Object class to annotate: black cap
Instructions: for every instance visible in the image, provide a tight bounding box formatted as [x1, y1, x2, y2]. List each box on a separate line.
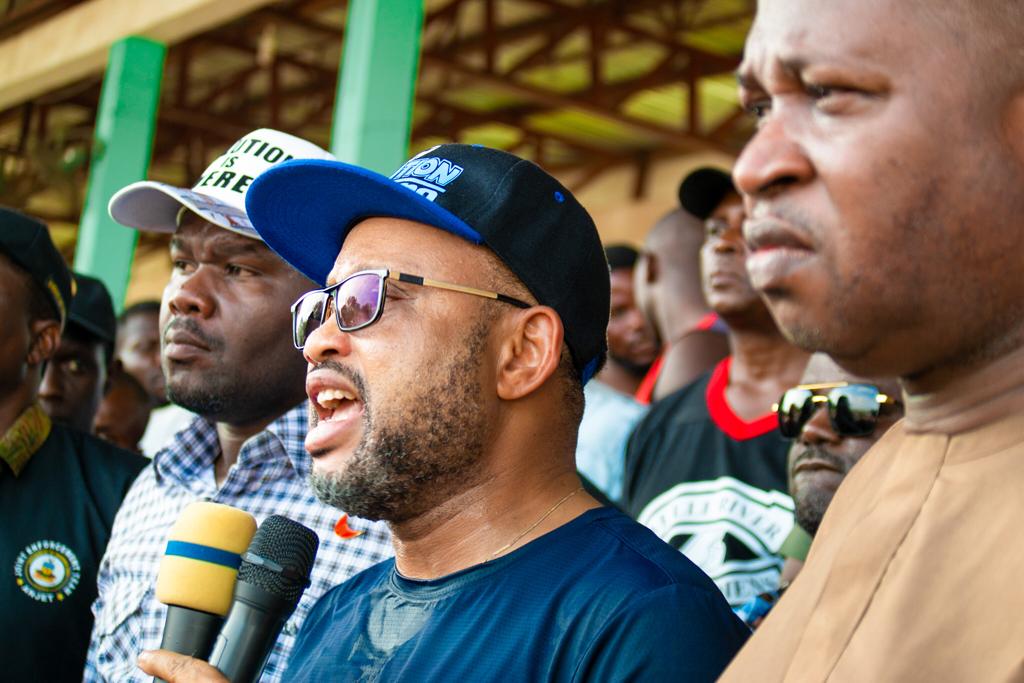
[678, 167, 737, 220]
[605, 244, 639, 271]
[67, 273, 117, 346]
[245, 144, 611, 383]
[0, 206, 73, 327]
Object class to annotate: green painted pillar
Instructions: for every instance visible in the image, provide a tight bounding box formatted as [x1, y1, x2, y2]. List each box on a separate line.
[331, 0, 423, 174]
[75, 36, 165, 311]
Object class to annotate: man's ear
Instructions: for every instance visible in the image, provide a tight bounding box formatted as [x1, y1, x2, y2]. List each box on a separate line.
[645, 253, 659, 284]
[494, 307, 563, 401]
[27, 320, 61, 368]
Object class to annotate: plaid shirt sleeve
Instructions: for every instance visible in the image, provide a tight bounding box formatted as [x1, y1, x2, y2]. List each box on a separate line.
[84, 405, 393, 682]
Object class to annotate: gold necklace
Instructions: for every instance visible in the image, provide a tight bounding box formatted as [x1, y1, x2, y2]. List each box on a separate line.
[490, 486, 584, 559]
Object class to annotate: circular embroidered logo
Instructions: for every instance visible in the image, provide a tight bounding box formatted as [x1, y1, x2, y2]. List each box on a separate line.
[13, 540, 81, 603]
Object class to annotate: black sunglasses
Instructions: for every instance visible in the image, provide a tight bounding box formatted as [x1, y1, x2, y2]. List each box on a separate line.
[291, 269, 531, 349]
[773, 382, 899, 439]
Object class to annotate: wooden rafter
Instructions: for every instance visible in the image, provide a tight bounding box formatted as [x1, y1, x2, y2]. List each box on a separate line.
[0, 0, 83, 41]
[0, 0, 753, 222]
[420, 52, 723, 154]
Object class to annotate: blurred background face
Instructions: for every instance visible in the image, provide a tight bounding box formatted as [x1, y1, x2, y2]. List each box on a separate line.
[93, 369, 150, 452]
[631, 252, 656, 337]
[117, 311, 164, 405]
[39, 329, 107, 433]
[700, 193, 761, 316]
[607, 267, 658, 376]
[787, 353, 903, 536]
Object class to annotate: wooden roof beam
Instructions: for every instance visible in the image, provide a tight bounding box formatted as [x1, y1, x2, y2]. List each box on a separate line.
[414, 96, 626, 159]
[0, 0, 82, 41]
[420, 52, 724, 154]
[0, 0, 282, 112]
[431, 0, 737, 75]
[257, 6, 340, 39]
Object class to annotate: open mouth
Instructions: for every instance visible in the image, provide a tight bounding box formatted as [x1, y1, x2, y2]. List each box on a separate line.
[306, 375, 365, 455]
[313, 388, 361, 423]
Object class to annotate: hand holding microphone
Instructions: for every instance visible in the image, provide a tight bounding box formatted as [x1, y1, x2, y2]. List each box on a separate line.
[145, 508, 319, 683]
[138, 651, 228, 683]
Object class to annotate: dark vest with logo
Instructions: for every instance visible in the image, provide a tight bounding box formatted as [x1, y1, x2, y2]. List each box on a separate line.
[0, 423, 145, 682]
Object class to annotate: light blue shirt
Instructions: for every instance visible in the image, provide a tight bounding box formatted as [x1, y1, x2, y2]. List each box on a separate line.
[576, 380, 648, 501]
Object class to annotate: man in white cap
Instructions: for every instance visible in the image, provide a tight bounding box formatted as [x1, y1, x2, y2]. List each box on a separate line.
[84, 129, 392, 682]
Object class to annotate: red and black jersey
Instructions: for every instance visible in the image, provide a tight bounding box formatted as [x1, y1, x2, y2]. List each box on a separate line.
[622, 357, 795, 608]
[634, 312, 726, 405]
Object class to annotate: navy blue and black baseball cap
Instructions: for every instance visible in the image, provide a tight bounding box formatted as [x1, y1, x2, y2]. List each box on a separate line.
[0, 206, 74, 328]
[678, 167, 737, 220]
[245, 143, 610, 383]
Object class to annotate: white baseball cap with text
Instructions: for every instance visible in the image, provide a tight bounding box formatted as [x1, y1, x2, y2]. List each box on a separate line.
[108, 128, 334, 240]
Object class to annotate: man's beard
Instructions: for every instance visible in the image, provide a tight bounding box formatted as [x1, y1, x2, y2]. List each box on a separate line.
[309, 321, 491, 523]
[794, 485, 832, 538]
[607, 351, 653, 379]
[167, 376, 225, 416]
[164, 316, 304, 424]
[791, 444, 850, 537]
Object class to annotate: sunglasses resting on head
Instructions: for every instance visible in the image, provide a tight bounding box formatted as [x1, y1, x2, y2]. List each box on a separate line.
[773, 382, 901, 439]
[291, 269, 531, 349]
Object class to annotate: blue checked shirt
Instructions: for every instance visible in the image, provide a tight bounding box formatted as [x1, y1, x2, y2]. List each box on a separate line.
[83, 403, 392, 682]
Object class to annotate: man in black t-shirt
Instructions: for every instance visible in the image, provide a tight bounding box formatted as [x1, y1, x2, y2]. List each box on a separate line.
[623, 168, 808, 608]
[0, 208, 145, 683]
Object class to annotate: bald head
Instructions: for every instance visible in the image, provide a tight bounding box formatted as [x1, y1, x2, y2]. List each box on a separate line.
[645, 209, 705, 265]
[644, 208, 706, 301]
[634, 209, 707, 330]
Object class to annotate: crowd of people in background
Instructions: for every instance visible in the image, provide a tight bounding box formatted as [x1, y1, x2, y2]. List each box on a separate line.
[3, 0, 1024, 680]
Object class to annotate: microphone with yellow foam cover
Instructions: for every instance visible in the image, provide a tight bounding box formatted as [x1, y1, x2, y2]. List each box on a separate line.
[155, 502, 256, 673]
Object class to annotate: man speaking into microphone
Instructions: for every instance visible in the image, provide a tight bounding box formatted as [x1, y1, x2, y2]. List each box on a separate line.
[86, 130, 392, 683]
[140, 145, 748, 682]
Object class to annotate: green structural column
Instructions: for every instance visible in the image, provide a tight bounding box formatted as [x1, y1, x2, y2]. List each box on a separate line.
[331, 0, 424, 174]
[75, 36, 165, 311]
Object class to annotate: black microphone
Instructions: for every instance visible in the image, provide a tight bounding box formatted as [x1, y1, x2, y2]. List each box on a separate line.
[208, 515, 320, 683]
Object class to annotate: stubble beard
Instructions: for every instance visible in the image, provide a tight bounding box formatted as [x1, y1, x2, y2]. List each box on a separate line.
[607, 351, 653, 379]
[790, 444, 851, 538]
[309, 321, 491, 523]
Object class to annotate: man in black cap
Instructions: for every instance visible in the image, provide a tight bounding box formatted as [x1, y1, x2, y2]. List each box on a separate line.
[0, 207, 146, 682]
[140, 145, 749, 682]
[40, 273, 117, 434]
[621, 167, 808, 610]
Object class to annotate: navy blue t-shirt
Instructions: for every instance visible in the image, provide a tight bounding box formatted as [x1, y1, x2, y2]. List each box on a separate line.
[286, 507, 749, 681]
